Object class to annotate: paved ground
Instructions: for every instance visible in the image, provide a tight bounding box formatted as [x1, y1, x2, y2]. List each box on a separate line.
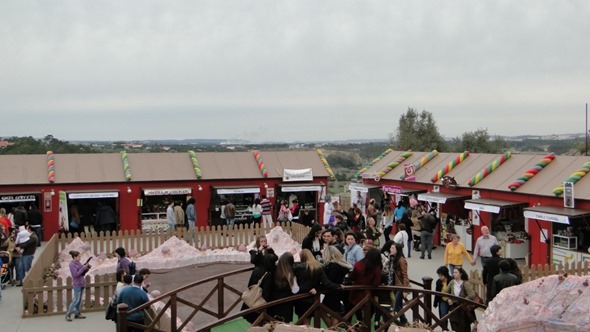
[1, 240, 489, 332]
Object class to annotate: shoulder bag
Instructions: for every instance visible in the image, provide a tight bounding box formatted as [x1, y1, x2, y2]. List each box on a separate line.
[241, 272, 268, 308]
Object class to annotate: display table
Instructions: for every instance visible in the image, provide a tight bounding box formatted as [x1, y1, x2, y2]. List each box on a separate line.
[553, 235, 577, 250]
[504, 240, 529, 259]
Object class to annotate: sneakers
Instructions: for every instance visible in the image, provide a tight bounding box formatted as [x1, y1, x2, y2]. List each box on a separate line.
[420, 256, 425, 259]
[75, 315, 86, 319]
[65, 315, 72, 322]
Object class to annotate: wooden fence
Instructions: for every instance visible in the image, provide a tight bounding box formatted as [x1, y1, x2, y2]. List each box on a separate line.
[21, 222, 308, 318]
[469, 260, 590, 301]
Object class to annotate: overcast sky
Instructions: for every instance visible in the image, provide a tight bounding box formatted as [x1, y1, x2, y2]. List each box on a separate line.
[1, 1, 589, 143]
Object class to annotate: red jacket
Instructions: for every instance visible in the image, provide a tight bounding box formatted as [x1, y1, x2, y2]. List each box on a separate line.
[348, 259, 382, 303]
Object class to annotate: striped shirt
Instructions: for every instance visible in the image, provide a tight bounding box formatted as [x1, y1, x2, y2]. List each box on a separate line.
[261, 199, 272, 215]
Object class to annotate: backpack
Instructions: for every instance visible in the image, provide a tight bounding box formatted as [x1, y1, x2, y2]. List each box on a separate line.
[128, 261, 137, 276]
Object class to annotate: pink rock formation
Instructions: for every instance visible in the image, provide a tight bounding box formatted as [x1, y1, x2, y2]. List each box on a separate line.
[479, 274, 590, 332]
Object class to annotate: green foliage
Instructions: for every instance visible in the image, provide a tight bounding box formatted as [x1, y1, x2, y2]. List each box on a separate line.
[392, 108, 447, 151]
[0, 135, 97, 154]
[455, 128, 508, 153]
[326, 152, 359, 169]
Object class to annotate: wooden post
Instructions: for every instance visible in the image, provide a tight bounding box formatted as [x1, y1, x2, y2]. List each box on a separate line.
[118, 303, 129, 332]
[422, 276, 433, 325]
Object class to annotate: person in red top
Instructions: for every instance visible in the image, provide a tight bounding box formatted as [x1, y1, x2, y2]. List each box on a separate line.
[347, 247, 382, 321]
[0, 208, 11, 233]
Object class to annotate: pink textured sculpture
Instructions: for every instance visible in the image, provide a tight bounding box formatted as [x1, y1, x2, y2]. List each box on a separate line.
[479, 274, 590, 331]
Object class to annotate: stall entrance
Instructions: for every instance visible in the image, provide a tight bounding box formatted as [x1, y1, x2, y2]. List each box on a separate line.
[277, 184, 322, 224]
[141, 188, 193, 232]
[210, 186, 261, 227]
[417, 192, 470, 248]
[65, 191, 120, 233]
[464, 198, 529, 260]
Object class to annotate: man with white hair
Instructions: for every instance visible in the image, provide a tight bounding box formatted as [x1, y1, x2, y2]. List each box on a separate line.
[472, 226, 499, 267]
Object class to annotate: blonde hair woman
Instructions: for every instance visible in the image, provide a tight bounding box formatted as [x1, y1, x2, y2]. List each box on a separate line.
[322, 246, 352, 327]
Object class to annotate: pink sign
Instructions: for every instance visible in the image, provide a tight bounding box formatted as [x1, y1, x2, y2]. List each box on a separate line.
[382, 185, 402, 194]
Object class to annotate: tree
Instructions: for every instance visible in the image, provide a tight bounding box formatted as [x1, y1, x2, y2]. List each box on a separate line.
[456, 128, 508, 153]
[391, 108, 447, 151]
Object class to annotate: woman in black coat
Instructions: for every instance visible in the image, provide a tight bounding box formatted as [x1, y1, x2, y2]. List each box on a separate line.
[243, 235, 277, 323]
[301, 224, 323, 260]
[322, 245, 352, 327]
[293, 249, 341, 326]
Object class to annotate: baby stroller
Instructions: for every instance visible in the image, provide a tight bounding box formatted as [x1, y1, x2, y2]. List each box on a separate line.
[0, 251, 11, 289]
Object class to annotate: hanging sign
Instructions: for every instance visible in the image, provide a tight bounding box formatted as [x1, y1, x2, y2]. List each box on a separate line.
[283, 168, 313, 182]
[382, 185, 403, 194]
[564, 182, 574, 208]
[403, 164, 416, 181]
[0, 194, 36, 203]
[143, 188, 192, 196]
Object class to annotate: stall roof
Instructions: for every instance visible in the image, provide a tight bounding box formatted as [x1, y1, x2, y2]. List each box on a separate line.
[524, 205, 590, 224]
[464, 198, 528, 214]
[0, 154, 56, 185]
[417, 192, 470, 204]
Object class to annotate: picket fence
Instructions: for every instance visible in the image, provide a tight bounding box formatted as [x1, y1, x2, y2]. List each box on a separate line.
[21, 222, 307, 318]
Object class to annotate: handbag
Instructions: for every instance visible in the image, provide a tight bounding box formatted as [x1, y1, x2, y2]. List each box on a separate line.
[105, 296, 117, 321]
[463, 288, 483, 312]
[241, 272, 268, 308]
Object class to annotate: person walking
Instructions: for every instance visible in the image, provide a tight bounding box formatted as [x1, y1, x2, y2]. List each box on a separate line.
[173, 201, 185, 230]
[383, 242, 410, 327]
[419, 211, 436, 259]
[444, 234, 473, 275]
[381, 205, 395, 242]
[472, 226, 499, 268]
[95, 202, 117, 233]
[165, 201, 176, 231]
[433, 265, 452, 330]
[260, 195, 273, 228]
[251, 198, 263, 225]
[444, 267, 477, 332]
[185, 198, 196, 233]
[16, 225, 38, 285]
[65, 250, 90, 321]
[224, 199, 236, 230]
[490, 259, 521, 301]
[482, 244, 502, 304]
[323, 195, 333, 226]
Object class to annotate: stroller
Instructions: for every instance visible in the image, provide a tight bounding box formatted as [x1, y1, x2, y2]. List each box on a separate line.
[0, 250, 12, 289]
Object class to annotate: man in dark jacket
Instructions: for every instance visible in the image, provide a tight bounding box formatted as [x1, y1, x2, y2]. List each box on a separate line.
[28, 204, 43, 246]
[419, 211, 436, 259]
[13, 205, 28, 227]
[482, 244, 502, 304]
[490, 259, 520, 301]
[95, 202, 117, 233]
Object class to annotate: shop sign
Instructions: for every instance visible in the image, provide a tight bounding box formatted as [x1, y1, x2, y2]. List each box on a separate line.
[417, 193, 447, 204]
[283, 169, 313, 182]
[403, 164, 416, 181]
[217, 187, 260, 195]
[281, 186, 322, 192]
[524, 210, 569, 225]
[382, 185, 402, 194]
[464, 202, 500, 214]
[349, 184, 372, 193]
[266, 188, 275, 198]
[361, 172, 381, 181]
[143, 188, 191, 196]
[0, 194, 36, 203]
[68, 192, 119, 199]
[564, 182, 574, 208]
[43, 192, 52, 212]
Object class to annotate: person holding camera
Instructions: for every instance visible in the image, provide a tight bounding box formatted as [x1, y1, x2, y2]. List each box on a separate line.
[66, 250, 91, 321]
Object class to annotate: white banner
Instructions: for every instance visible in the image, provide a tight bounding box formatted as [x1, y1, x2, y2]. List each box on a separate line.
[0, 194, 36, 203]
[59, 191, 69, 231]
[524, 210, 570, 225]
[217, 187, 260, 195]
[68, 192, 119, 199]
[417, 193, 447, 204]
[143, 188, 192, 196]
[464, 202, 501, 214]
[283, 168, 313, 182]
[281, 186, 322, 192]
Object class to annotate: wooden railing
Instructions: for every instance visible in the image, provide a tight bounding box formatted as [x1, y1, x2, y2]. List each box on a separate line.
[21, 222, 308, 318]
[116, 266, 485, 332]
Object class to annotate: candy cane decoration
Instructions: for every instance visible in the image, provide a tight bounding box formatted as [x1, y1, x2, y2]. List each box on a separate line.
[508, 153, 555, 191]
[468, 151, 512, 187]
[120, 151, 132, 181]
[431, 151, 470, 183]
[47, 151, 55, 183]
[376, 151, 413, 178]
[399, 150, 439, 179]
[316, 149, 335, 180]
[355, 148, 393, 178]
[188, 150, 202, 179]
[552, 160, 590, 196]
[253, 150, 269, 178]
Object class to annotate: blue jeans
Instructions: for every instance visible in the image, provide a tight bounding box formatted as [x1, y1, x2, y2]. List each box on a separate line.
[66, 286, 84, 317]
[226, 218, 235, 229]
[17, 255, 34, 281]
[438, 300, 450, 330]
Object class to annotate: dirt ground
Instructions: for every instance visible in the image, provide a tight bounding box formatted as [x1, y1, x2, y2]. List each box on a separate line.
[147, 262, 253, 329]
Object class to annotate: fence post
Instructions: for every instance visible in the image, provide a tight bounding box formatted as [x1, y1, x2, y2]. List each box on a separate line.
[422, 276, 433, 326]
[118, 303, 129, 332]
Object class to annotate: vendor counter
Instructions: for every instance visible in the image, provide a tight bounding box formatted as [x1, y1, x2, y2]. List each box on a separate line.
[495, 231, 529, 260]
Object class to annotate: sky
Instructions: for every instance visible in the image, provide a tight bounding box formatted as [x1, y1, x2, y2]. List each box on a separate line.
[1, 1, 590, 143]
